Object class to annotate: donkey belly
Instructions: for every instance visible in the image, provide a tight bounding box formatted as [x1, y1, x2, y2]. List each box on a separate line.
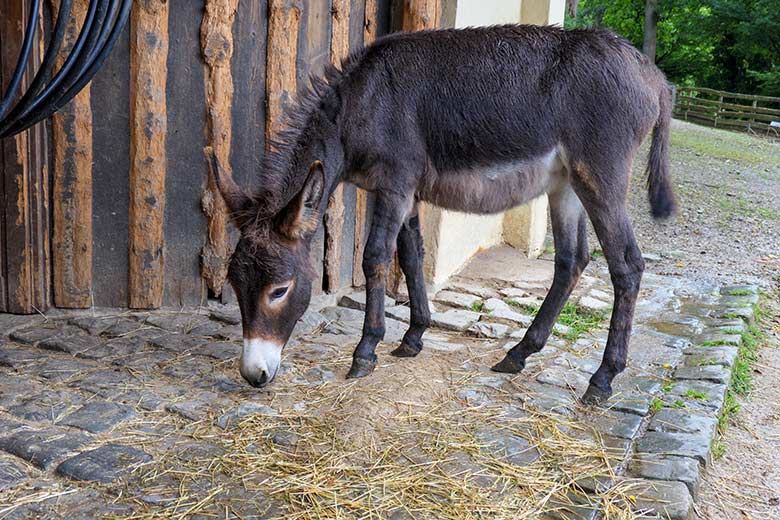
[418, 148, 565, 214]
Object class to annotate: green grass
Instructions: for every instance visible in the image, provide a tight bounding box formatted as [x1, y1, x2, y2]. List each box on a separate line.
[685, 388, 710, 400]
[591, 249, 604, 259]
[470, 300, 485, 313]
[700, 339, 734, 347]
[650, 398, 664, 413]
[720, 328, 743, 335]
[502, 301, 608, 341]
[697, 359, 720, 367]
[715, 192, 780, 222]
[661, 381, 675, 393]
[727, 289, 754, 296]
[672, 400, 686, 409]
[711, 439, 726, 460]
[555, 303, 609, 341]
[670, 124, 780, 164]
[712, 298, 767, 459]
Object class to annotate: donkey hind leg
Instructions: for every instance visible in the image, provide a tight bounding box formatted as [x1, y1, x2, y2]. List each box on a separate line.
[390, 208, 431, 358]
[580, 200, 644, 404]
[347, 194, 409, 379]
[493, 182, 589, 373]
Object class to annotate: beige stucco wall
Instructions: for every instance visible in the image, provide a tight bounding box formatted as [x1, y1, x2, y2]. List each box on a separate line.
[422, 0, 565, 286]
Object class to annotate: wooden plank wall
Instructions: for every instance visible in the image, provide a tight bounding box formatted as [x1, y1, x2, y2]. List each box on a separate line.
[128, 0, 169, 309]
[34, 0, 404, 311]
[0, 0, 50, 314]
[52, 0, 92, 308]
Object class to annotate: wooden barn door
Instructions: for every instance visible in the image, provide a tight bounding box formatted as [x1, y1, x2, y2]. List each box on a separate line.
[0, 0, 50, 314]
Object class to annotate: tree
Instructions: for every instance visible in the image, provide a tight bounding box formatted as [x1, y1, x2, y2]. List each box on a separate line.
[643, 0, 659, 61]
[568, 0, 780, 96]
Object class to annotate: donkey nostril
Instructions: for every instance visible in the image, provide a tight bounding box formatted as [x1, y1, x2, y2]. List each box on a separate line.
[247, 370, 269, 388]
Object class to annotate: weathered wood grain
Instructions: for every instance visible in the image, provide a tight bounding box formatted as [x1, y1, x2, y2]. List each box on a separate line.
[0, 0, 50, 313]
[128, 0, 169, 309]
[52, 0, 93, 308]
[402, 0, 439, 31]
[200, 0, 238, 299]
[266, 0, 302, 146]
[352, 0, 379, 287]
[323, 0, 350, 292]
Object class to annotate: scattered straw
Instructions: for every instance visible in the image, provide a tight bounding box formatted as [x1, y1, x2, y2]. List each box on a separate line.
[113, 366, 644, 520]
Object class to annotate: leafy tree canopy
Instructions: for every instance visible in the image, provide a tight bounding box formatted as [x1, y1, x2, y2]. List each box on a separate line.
[567, 0, 780, 96]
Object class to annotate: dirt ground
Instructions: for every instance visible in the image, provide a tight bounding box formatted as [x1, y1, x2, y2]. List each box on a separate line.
[626, 120, 780, 520]
[627, 120, 780, 291]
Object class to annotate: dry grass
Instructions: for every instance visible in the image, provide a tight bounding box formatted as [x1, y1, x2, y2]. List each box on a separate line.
[112, 374, 649, 520]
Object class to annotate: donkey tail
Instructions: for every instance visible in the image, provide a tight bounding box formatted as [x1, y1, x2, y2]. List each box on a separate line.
[646, 83, 676, 220]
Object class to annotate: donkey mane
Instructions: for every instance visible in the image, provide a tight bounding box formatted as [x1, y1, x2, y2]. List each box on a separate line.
[241, 48, 370, 232]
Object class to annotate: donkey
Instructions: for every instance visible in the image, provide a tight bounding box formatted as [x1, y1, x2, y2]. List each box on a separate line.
[207, 24, 675, 404]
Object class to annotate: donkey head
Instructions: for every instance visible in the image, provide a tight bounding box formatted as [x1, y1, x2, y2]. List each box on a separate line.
[205, 148, 325, 388]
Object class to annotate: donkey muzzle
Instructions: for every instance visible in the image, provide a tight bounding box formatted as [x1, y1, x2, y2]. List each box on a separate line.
[240, 338, 282, 388]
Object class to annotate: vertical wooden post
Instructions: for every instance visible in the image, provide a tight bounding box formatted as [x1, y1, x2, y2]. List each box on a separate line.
[52, 0, 93, 308]
[266, 0, 302, 145]
[323, 0, 350, 292]
[402, 0, 440, 31]
[200, 0, 238, 298]
[128, 0, 169, 309]
[380, 0, 441, 295]
[352, 0, 378, 287]
[0, 0, 49, 314]
[714, 94, 723, 128]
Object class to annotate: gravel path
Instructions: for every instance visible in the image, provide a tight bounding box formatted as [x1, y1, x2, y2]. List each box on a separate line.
[625, 120, 780, 519]
[627, 120, 780, 290]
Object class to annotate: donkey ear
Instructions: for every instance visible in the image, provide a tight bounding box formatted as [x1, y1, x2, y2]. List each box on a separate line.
[204, 147, 251, 225]
[277, 161, 325, 240]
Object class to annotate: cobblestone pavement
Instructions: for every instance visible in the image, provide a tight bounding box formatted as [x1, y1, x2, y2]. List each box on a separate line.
[0, 246, 759, 519]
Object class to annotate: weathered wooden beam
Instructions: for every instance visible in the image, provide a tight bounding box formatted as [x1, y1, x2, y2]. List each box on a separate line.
[128, 0, 169, 309]
[402, 0, 439, 31]
[0, 0, 50, 314]
[200, 0, 238, 299]
[352, 0, 378, 287]
[266, 0, 302, 145]
[323, 0, 350, 292]
[380, 0, 441, 295]
[52, 0, 93, 308]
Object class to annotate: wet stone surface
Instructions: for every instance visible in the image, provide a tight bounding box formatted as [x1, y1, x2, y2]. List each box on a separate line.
[0, 259, 750, 519]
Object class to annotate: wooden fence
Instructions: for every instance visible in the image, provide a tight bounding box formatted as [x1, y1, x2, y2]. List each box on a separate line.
[674, 86, 780, 137]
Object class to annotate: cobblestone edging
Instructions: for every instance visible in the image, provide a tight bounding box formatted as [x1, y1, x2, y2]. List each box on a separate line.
[0, 271, 762, 518]
[410, 279, 760, 520]
[623, 283, 760, 519]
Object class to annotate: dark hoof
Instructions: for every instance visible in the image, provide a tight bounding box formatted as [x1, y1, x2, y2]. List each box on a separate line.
[346, 356, 377, 379]
[390, 341, 422, 358]
[581, 383, 612, 406]
[491, 355, 525, 374]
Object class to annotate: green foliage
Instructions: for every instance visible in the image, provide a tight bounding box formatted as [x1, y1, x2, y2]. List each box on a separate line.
[470, 300, 485, 312]
[650, 397, 664, 412]
[714, 299, 766, 459]
[569, 0, 780, 96]
[685, 388, 710, 400]
[555, 303, 609, 341]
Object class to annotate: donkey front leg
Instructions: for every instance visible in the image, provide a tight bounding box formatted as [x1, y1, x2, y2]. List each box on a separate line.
[346, 194, 408, 379]
[390, 208, 431, 358]
[493, 183, 589, 373]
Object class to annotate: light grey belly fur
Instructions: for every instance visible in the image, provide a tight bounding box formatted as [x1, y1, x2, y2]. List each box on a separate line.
[417, 148, 566, 214]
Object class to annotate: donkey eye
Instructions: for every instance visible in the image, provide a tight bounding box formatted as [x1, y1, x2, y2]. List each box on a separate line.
[270, 286, 289, 300]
